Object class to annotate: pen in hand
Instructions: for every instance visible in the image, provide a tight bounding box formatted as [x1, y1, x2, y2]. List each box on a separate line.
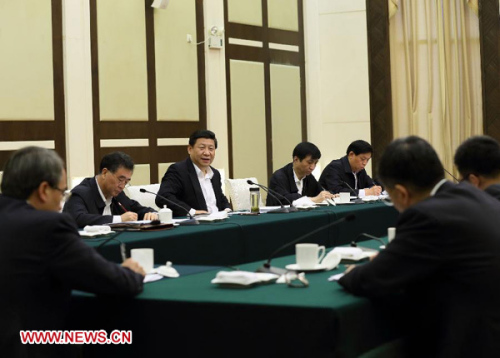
[117, 202, 128, 213]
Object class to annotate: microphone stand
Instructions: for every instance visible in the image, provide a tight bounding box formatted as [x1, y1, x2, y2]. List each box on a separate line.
[140, 188, 199, 226]
[351, 233, 386, 250]
[341, 180, 364, 204]
[95, 232, 127, 262]
[256, 214, 356, 275]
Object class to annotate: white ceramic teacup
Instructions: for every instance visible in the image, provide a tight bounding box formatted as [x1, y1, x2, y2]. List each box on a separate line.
[388, 227, 396, 242]
[296, 243, 326, 269]
[130, 248, 154, 273]
[158, 206, 173, 224]
[339, 192, 350, 203]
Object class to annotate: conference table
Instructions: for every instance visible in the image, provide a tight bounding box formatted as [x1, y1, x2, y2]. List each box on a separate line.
[69, 240, 407, 358]
[85, 202, 398, 266]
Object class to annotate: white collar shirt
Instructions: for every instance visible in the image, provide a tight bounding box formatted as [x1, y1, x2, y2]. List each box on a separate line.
[193, 163, 219, 214]
[293, 170, 304, 195]
[96, 176, 121, 223]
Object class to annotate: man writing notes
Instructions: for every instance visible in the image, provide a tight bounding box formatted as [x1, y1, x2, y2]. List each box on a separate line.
[338, 136, 500, 357]
[267, 142, 334, 206]
[454, 135, 500, 201]
[319, 140, 382, 196]
[64, 151, 157, 227]
[156, 130, 230, 217]
[0, 147, 145, 357]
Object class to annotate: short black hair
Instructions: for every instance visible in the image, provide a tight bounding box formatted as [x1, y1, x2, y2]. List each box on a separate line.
[1, 146, 64, 200]
[293, 142, 321, 161]
[378, 136, 444, 191]
[346, 140, 373, 155]
[454, 135, 500, 179]
[189, 130, 218, 149]
[99, 152, 134, 173]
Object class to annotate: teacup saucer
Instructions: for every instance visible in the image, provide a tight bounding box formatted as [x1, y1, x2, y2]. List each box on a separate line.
[285, 263, 328, 272]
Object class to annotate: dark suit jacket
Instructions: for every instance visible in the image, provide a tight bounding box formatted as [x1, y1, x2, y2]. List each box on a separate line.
[319, 155, 375, 194]
[266, 163, 322, 206]
[339, 182, 500, 357]
[63, 177, 155, 228]
[156, 157, 230, 217]
[0, 195, 143, 358]
[485, 183, 500, 201]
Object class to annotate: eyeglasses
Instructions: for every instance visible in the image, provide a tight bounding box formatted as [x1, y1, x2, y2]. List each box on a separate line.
[52, 187, 72, 203]
[111, 173, 132, 187]
[284, 271, 309, 288]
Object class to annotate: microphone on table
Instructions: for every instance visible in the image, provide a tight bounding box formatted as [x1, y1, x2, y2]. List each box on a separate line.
[139, 188, 199, 226]
[443, 168, 459, 183]
[246, 180, 298, 213]
[341, 181, 364, 204]
[256, 214, 356, 275]
[351, 232, 386, 250]
[95, 232, 127, 262]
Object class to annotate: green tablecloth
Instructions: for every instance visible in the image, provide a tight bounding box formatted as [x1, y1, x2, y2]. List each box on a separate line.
[84, 202, 398, 266]
[69, 239, 406, 358]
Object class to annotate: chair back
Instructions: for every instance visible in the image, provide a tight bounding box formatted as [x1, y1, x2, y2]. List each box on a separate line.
[125, 183, 161, 211]
[225, 177, 263, 211]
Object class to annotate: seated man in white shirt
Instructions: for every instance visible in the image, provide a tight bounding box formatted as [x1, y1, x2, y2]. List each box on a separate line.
[156, 130, 231, 217]
[63, 152, 158, 227]
[267, 142, 334, 206]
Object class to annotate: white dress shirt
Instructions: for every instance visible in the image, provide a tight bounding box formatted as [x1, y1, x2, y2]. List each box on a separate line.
[190, 163, 219, 216]
[96, 176, 121, 223]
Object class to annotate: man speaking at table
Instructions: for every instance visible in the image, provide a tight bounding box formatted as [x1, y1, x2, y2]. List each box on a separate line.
[267, 142, 334, 206]
[0, 147, 145, 357]
[64, 151, 158, 227]
[338, 136, 500, 357]
[156, 130, 230, 217]
[319, 140, 382, 196]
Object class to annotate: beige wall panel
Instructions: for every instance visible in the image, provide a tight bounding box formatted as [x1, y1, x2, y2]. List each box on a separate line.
[155, 0, 199, 121]
[230, 60, 267, 186]
[319, 0, 365, 13]
[270, 64, 302, 170]
[158, 162, 174, 183]
[227, 0, 262, 26]
[132, 164, 151, 186]
[0, 0, 54, 120]
[0, 140, 55, 151]
[319, 10, 369, 124]
[268, 0, 298, 31]
[97, 0, 148, 121]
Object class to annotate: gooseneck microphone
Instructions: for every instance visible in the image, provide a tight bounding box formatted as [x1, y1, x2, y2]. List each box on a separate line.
[246, 180, 298, 213]
[351, 233, 386, 250]
[139, 188, 199, 226]
[95, 232, 127, 262]
[443, 168, 459, 183]
[341, 181, 364, 204]
[256, 214, 356, 275]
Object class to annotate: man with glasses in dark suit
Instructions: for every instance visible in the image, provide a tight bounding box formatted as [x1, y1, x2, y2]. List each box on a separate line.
[0, 147, 145, 357]
[339, 136, 500, 358]
[64, 151, 157, 227]
[454, 135, 500, 201]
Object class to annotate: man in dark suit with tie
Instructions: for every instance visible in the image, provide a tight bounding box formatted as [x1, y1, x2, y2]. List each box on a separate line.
[319, 140, 382, 196]
[156, 130, 230, 217]
[267, 142, 334, 206]
[0, 147, 145, 357]
[454, 135, 500, 201]
[338, 136, 500, 358]
[64, 151, 157, 227]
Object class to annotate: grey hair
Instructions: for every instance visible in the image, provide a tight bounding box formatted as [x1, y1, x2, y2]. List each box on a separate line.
[1, 146, 64, 200]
